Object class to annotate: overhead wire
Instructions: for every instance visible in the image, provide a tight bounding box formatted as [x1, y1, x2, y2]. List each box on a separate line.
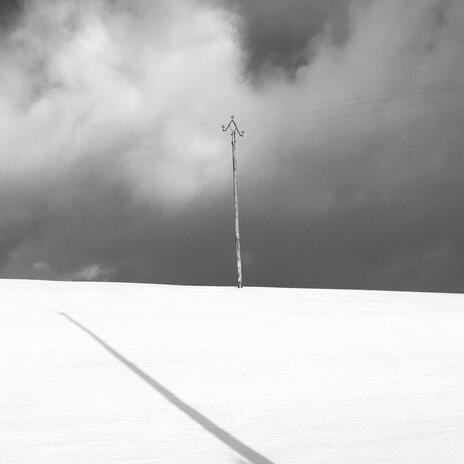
[75, 79, 462, 159]
[135, 79, 464, 148]
[238, 79, 464, 118]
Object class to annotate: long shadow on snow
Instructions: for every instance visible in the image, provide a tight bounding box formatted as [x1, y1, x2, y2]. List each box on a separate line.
[59, 312, 275, 464]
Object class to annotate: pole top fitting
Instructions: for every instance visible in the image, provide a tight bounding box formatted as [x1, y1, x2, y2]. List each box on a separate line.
[221, 116, 244, 138]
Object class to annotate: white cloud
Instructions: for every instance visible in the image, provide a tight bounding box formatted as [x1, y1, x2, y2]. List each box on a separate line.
[71, 263, 114, 281]
[1, 0, 464, 287]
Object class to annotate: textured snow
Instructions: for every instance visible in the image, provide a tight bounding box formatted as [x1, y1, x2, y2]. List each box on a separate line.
[1, 279, 464, 463]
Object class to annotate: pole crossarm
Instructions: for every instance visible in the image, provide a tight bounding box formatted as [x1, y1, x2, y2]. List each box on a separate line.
[222, 115, 245, 142]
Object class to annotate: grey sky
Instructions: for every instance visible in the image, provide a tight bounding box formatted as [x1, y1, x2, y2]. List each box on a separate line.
[1, 0, 464, 292]
[222, 0, 350, 79]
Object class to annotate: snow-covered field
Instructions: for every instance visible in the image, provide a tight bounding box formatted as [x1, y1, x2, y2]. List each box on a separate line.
[1, 279, 464, 464]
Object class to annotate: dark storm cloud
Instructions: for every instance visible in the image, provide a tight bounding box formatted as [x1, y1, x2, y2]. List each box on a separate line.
[221, 0, 350, 79]
[1, 0, 464, 293]
[240, 120, 464, 292]
[0, 152, 237, 285]
[0, 0, 21, 30]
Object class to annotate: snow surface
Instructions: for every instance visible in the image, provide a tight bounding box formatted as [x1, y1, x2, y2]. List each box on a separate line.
[1, 279, 464, 464]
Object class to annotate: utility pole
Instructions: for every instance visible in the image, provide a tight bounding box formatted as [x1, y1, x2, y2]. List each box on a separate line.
[222, 116, 244, 288]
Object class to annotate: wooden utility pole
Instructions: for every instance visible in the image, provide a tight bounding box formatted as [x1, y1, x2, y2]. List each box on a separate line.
[222, 116, 244, 288]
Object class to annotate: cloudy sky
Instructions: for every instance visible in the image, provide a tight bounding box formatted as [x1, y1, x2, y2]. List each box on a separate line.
[1, 0, 464, 292]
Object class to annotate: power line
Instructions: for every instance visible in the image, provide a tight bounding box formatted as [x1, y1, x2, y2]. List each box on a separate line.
[129, 79, 463, 150]
[245, 99, 441, 134]
[71, 79, 462, 161]
[238, 79, 464, 119]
